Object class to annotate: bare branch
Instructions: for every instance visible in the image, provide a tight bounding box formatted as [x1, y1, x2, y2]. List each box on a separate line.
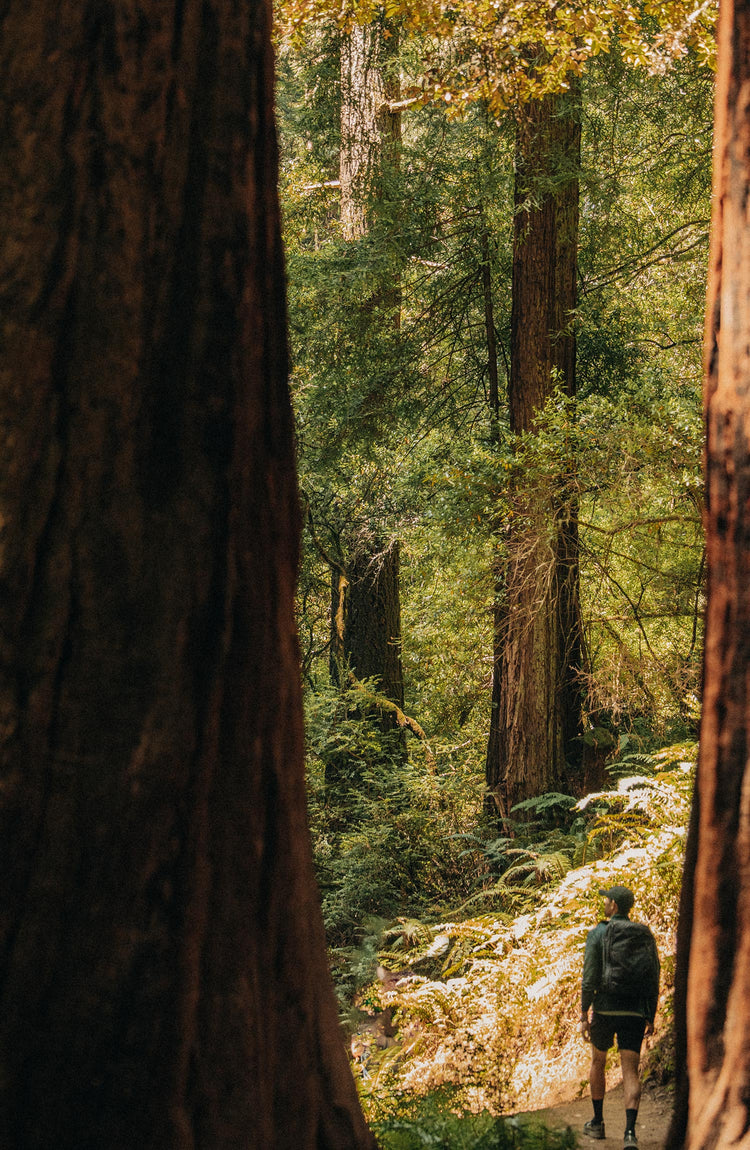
[302, 179, 341, 192]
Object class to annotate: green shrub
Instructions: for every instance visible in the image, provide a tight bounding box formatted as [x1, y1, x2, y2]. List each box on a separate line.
[305, 682, 486, 950]
[367, 1089, 577, 1150]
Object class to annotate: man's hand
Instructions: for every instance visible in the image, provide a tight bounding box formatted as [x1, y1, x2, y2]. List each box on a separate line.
[581, 1014, 591, 1042]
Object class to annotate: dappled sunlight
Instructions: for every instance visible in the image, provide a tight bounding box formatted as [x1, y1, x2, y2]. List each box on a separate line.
[355, 749, 692, 1117]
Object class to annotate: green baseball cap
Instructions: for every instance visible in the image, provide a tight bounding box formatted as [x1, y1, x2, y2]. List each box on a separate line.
[598, 885, 634, 913]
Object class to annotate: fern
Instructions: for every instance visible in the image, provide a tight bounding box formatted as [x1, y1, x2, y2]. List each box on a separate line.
[367, 1088, 578, 1150]
[571, 832, 601, 868]
[528, 850, 573, 884]
[453, 883, 535, 917]
[588, 810, 649, 853]
[500, 849, 572, 887]
[510, 792, 577, 815]
[381, 918, 434, 951]
[605, 751, 659, 778]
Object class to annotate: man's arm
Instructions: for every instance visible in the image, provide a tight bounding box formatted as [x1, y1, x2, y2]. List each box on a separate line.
[644, 939, 661, 1034]
[581, 926, 602, 1011]
[580, 927, 602, 1040]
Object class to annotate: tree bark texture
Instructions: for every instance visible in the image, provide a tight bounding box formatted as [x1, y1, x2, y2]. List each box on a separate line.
[332, 20, 405, 726]
[669, 1, 750, 1145]
[485, 91, 584, 820]
[0, 3, 375, 1148]
[340, 21, 400, 240]
[330, 539, 405, 736]
[481, 222, 501, 441]
[344, 542, 404, 711]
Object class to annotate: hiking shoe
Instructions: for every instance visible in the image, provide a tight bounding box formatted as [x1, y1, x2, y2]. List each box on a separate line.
[624, 1133, 639, 1149]
[583, 1119, 606, 1140]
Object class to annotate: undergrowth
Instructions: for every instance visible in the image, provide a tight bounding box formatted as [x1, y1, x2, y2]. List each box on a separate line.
[305, 680, 487, 949]
[304, 686, 693, 1127]
[346, 743, 694, 1119]
[368, 1089, 577, 1150]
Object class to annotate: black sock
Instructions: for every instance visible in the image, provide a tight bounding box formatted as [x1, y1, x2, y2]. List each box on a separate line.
[593, 1099, 604, 1123]
[625, 1108, 638, 1134]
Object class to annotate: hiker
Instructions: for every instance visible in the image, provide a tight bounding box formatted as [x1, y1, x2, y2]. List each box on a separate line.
[580, 884, 660, 1150]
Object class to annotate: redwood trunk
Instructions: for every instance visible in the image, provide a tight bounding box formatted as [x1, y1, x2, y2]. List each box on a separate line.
[669, 0, 750, 1145]
[0, 3, 374, 1148]
[332, 22, 405, 724]
[344, 542, 405, 712]
[330, 540, 404, 737]
[340, 20, 400, 240]
[485, 91, 583, 820]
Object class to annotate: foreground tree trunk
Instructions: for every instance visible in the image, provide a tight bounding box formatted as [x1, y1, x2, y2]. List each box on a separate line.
[485, 90, 584, 820]
[668, 1, 750, 1145]
[0, 4, 374, 1148]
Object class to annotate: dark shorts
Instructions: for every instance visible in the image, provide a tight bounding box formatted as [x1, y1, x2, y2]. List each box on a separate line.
[590, 1012, 646, 1054]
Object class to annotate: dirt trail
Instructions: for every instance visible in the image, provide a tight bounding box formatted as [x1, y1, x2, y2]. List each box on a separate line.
[517, 1082, 674, 1149]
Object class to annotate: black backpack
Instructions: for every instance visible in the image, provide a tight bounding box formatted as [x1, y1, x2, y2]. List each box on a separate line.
[601, 918, 659, 998]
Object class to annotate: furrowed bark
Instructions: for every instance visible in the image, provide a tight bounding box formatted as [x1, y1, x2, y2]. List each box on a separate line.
[0, 3, 375, 1147]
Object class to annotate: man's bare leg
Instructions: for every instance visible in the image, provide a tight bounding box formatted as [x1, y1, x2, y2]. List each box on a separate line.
[621, 1047, 642, 1142]
[620, 1049, 641, 1110]
[583, 1046, 608, 1137]
[590, 1047, 607, 1104]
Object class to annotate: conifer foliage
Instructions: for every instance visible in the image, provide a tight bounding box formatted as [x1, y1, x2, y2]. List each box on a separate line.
[280, 0, 711, 849]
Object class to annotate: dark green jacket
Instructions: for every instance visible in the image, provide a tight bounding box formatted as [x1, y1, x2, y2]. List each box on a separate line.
[581, 914, 659, 1022]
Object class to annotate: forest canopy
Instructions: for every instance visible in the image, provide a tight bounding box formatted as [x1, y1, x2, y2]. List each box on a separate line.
[278, 0, 717, 105]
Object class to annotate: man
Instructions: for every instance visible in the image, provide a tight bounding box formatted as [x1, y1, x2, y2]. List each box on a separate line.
[580, 885, 660, 1149]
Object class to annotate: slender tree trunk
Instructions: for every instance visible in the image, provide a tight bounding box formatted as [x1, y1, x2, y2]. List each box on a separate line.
[668, 1, 750, 1144]
[330, 540, 404, 730]
[332, 21, 405, 725]
[0, 3, 374, 1148]
[330, 565, 350, 680]
[485, 89, 584, 820]
[481, 222, 501, 442]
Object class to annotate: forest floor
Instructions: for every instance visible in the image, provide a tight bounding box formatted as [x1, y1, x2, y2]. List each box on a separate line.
[518, 1081, 674, 1149]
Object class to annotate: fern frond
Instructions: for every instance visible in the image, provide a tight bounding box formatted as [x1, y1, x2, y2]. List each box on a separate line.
[529, 850, 572, 883]
[606, 751, 658, 778]
[510, 792, 577, 815]
[381, 918, 434, 951]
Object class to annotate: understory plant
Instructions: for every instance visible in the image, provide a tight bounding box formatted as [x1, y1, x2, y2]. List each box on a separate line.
[304, 681, 489, 975]
[368, 1089, 578, 1150]
[352, 745, 694, 1117]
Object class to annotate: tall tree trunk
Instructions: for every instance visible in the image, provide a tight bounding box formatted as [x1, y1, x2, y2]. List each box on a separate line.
[668, 1, 750, 1144]
[0, 4, 374, 1148]
[485, 89, 584, 821]
[332, 21, 405, 725]
[340, 20, 400, 241]
[481, 221, 501, 442]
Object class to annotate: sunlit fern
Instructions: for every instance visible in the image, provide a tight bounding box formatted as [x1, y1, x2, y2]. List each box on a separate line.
[605, 751, 658, 778]
[381, 918, 434, 951]
[500, 849, 572, 887]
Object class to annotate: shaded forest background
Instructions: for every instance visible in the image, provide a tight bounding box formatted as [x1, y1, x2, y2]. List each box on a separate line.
[274, 9, 712, 992]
